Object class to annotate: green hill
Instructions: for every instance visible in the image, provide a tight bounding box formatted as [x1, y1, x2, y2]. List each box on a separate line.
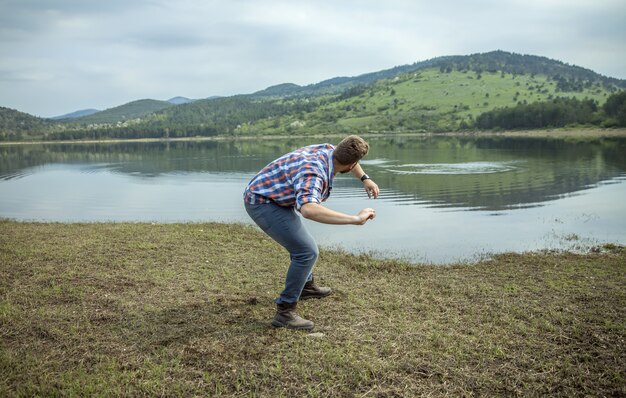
[69, 99, 175, 125]
[0, 107, 59, 141]
[157, 51, 626, 134]
[3, 50, 626, 141]
[252, 50, 626, 99]
[244, 68, 618, 134]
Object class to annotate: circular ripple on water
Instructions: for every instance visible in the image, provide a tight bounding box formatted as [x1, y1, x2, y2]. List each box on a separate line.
[385, 161, 522, 175]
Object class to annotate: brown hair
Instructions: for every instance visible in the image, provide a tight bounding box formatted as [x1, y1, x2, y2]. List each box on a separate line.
[334, 135, 369, 165]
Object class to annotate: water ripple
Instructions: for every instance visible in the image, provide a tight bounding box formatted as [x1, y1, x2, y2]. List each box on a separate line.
[1, 170, 33, 181]
[384, 161, 522, 175]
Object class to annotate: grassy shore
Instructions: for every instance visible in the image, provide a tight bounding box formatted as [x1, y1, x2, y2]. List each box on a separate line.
[1, 221, 625, 396]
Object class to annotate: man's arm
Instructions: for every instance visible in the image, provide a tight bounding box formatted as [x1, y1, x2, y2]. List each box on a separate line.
[300, 203, 375, 225]
[350, 163, 380, 199]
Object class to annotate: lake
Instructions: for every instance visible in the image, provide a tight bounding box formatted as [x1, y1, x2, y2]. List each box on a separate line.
[1, 135, 625, 263]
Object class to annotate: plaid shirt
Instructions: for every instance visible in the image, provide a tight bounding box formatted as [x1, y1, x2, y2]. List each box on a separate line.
[244, 144, 335, 210]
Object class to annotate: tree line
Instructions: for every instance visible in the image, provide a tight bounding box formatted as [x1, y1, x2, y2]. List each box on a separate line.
[43, 96, 320, 141]
[434, 51, 626, 92]
[473, 91, 626, 130]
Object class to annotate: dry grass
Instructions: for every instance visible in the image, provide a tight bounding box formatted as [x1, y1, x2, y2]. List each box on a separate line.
[1, 220, 625, 396]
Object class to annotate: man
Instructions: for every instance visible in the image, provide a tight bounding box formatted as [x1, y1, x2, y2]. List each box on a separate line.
[244, 135, 379, 331]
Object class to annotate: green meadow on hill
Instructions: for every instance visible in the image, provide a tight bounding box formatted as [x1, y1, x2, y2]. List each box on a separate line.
[246, 68, 613, 134]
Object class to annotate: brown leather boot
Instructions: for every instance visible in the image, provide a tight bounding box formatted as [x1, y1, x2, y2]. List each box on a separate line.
[299, 276, 332, 300]
[271, 302, 314, 330]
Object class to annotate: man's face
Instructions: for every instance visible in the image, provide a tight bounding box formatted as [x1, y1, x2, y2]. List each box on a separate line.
[339, 162, 357, 174]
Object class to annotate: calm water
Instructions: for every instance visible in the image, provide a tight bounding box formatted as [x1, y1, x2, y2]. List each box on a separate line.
[1, 136, 625, 263]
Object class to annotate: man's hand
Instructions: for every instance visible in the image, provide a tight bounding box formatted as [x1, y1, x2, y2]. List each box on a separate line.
[356, 208, 376, 225]
[363, 179, 380, 199]
[350, 163, 380, 199]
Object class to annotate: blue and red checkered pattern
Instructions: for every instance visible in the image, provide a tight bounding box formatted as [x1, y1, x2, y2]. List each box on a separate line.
[244, 144, 335, 210]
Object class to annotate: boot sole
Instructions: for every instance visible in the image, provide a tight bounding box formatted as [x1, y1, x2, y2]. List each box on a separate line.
[271, 319, 314, 331]
[299, 291, 332, 300]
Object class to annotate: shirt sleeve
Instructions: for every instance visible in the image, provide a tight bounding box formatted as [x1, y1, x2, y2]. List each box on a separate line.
[294, 172, 324, 210]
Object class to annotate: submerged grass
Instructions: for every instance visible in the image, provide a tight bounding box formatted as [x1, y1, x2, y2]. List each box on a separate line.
[1, 220, 625, 396]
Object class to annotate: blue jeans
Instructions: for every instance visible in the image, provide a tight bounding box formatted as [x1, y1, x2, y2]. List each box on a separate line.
[245, 202, 318, 304]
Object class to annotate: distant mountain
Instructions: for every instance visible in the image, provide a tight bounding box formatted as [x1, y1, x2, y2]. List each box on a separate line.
[252, 83, 303, 97]
[0, 106, 50, 127]
[0, 106, 57, 140]
[51, 108, 100, 120]
[4, 50, 626, 141]
[179, 50, 625, 134]
[167, 96, 195, 105]
[70, 99, 175, 124]
[248, 56, 460, 98]
[252, 50, 626, 99]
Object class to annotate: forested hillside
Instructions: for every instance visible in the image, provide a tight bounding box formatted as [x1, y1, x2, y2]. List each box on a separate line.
[0, 107, 59, 141]
[1, 51, 625, 141]
[69, 99, 175, 124]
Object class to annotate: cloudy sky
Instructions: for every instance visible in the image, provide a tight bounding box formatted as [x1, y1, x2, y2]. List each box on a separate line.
[1, 0, 625, 117]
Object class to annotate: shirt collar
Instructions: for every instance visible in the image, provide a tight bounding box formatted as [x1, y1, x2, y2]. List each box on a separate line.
[320, 146, 333, 190]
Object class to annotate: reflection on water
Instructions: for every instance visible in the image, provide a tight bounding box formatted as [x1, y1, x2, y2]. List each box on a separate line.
[363, 136, 626, 210]
[1, 135, 625, 263]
